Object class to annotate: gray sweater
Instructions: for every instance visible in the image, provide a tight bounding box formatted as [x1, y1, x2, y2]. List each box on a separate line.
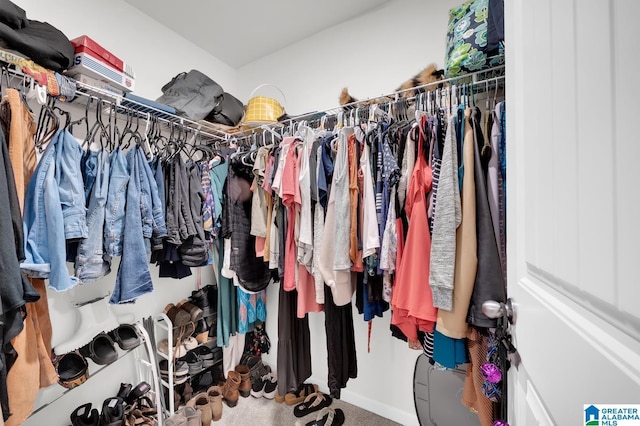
[429, 116, 462, 311]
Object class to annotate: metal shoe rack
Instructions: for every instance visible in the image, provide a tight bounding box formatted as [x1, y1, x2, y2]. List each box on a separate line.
[153, 314, 223, 418]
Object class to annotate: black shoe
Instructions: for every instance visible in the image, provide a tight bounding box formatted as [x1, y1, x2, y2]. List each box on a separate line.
[79, 333, 118, 365]
[263, 373, 278, 399]
[116, 383, 131, 399]
[250, 376, 266, 398]
[190, 285, 217, 317]
[99, 397, 125, 426]
[125, 381, 151, 405]
[70, 402, 99, 426]
[108, 324, 141, 351]
[178, 351, 203, 376]
[191, 346, 214, 367]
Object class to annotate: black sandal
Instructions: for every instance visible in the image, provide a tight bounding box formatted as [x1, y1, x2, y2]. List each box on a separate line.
[70, 402, 99, 425]
[285, 383, 319, 406]
[294, 392, 333, 417]
[125, 381, 151, 405]
[305, 407, 345, 426]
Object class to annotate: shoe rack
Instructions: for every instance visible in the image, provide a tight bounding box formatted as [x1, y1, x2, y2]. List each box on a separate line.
[154, 313, 223, 418]
[29, 322, 156, 423]
[154, 313, 177, 416]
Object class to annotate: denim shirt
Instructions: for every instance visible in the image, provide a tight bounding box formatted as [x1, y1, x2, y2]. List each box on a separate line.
[22, 129, 87, 291]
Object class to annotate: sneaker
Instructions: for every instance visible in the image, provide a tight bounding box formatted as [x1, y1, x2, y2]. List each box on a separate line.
[160, 360, 190, 385]
[191, 346, 214, 368]
[178, 351, 203, 376]
[263, 373, 278, 399]
[250, 376, 266, 398]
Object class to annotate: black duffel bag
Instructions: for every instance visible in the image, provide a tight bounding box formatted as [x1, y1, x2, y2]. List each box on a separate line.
[205, 92, 244, 126]
[156, 69, 223, 121]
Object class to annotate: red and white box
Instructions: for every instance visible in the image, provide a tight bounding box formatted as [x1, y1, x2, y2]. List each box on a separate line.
[66, 35, 136, 92]
[67, 51, 135, 92]
[71, 35, 124, 72]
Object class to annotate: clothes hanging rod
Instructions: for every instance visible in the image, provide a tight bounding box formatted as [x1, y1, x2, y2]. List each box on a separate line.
[231, 65, 506, 138]
[0, 60, 229, 143]
[73, 81, 228, 143]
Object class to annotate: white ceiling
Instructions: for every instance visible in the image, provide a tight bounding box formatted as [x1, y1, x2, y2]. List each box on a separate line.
[124, 0, 390, 69]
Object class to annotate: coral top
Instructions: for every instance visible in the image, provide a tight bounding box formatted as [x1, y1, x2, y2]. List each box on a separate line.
[391, 117, 438, 341]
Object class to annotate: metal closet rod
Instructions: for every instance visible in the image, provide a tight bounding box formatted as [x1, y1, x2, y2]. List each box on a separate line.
[230, 65, 506, 138]
[73, 81, 228, 143]
[0, 62, 230, 143]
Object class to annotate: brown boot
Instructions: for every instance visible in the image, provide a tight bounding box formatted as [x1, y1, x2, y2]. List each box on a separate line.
[186, 392, 211, 426]
[221, 371, 241, 407]
[207, 386, 223, 421]
[234, 365, 252, 398]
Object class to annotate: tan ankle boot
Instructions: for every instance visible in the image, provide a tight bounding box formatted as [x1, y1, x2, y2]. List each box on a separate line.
[221, 371, 241, 407]
[234, 365, 251, 398]
[207, 386, 223, 421]
[186, 392, 211, 426]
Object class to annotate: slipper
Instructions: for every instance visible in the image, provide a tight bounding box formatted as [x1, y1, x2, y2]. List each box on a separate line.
[79, 333, 118, 365]
[108, 324, 141, 350]
[293, 392, 333, 418]
[56, 352, 89, 389]
[305, 407, 345, 426]
[285, 383, 319, 406]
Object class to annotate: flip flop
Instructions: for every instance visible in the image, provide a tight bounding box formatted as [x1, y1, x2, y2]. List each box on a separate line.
[285, 383, 319, 406]
[304, 407, 345, 426]
[293, 392, 333, 418]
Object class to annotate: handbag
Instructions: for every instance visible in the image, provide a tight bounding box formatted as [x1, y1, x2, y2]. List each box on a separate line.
[204, 92, 244, 126]
[156, 69, 223, 121]
[444, 0, 505, 78]
[242, 84, 286, 127]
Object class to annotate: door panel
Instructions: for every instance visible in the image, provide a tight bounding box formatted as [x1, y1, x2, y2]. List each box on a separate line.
[506, 0, 640, 424]
[613, 0, 640, 317]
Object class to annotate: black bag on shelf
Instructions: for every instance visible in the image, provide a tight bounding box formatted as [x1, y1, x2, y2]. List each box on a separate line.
[156, 69, 223, 121]
[205, 92, 244, 126]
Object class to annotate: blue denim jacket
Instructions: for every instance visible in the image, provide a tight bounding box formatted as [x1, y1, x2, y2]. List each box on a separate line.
[110, 146, 153, 304]
[22, 129, 88, 291]
[75, 149, 110, 282]
[104, 148, 129, 258]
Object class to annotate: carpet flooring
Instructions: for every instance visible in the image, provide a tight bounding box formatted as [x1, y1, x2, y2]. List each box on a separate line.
[212, 394, 402, 426]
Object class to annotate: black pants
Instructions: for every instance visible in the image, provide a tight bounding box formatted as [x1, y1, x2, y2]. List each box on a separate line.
[324, 285, 357, 399]
[276, 285, 312, 396]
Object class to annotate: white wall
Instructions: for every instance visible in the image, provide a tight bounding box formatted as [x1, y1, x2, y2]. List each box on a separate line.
[238, 1, 462, 425]
[237, 0, 461, 115]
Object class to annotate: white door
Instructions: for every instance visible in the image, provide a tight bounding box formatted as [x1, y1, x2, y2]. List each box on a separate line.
[506, 0, 640, 425]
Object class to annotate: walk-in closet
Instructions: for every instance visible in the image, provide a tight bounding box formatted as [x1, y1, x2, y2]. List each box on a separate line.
[0, 1, 637, 426]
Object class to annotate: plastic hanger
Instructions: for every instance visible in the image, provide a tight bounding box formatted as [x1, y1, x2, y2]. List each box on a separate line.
[35, 97, 60, 152]
[71, 97, 92, 141]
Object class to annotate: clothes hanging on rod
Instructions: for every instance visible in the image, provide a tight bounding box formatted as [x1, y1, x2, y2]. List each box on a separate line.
[207, 72, 506, 405]
[4, 56, 508, 423]
[0, 87, 52, 425]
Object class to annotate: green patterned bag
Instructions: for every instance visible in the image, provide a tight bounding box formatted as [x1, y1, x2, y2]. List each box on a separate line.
[444, 0, 504, 78]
